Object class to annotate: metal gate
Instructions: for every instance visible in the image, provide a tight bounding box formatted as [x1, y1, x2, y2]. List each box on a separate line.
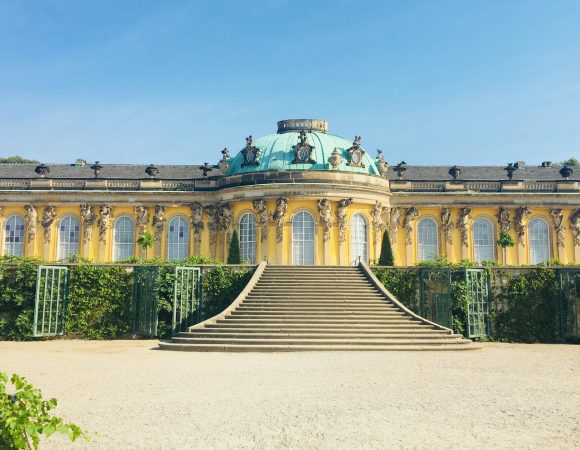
[559, 269, 580, 339]
[33, 266, 68, 337]
[465, 269, 490, 338]
[419, 268, 453, 329]
[172, 267, 202, 335]
[132, 266, 159, 336]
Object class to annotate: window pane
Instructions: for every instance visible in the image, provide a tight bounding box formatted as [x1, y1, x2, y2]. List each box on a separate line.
[113, 216, 135, 261]
[529, 218, 549, 264]
[239, 213, 257, 263]
[58, 215, 80, 260]
[3, 215, 25, 257]
[473, 218, 494, 263]
[350, 213, 368, 263]
[292, 211, 315, 265]
[167, 217, 189, 261]
[418, 218, 438, 262]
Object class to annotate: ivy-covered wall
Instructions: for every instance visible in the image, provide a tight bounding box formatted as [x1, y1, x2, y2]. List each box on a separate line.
[0, 256, 253, 341]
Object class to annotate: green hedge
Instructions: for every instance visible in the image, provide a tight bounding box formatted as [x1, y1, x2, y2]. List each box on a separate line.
[0, 256, 252, 341]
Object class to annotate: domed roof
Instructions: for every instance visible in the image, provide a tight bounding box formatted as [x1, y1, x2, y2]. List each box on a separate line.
[226, 119, 380, 176]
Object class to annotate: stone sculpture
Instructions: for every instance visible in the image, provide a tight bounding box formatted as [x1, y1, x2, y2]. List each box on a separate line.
[252, 199, 270, 242]
[98, 205, 113, 243]
[569, 209, 580, 246]
[41, 206, 57, 244]
[515, 206, 532, 245]
[441, 207, 453, 245]
[456, 207, 471, 248]
[551, 208, 565, 248]
[404, 207, 419, 245]
[24, 205, 37, 244]
[272, 197, 288, 243]
[336, 198, 353, 244]
[317, 199, 332, 242]
[190, 203, 204, 243]
[152, 205, 165, 242]
[389, 207, 402, 244]
[498, 207, 511, 234]
[134, 206, 149, 233]
[80, 203, 96, 244]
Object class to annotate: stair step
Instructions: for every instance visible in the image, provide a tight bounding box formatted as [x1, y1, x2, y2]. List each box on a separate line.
[180, 332, 452, 339]
[181, 328, 450, 335]
[171, 337, 466, 345]
[159, 342, 480, 352]
[204, 323, 438, 330]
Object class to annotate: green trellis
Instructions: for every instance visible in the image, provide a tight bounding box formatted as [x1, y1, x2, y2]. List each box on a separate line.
[172, 266, 202, 335]
[33, 266, 69, 337]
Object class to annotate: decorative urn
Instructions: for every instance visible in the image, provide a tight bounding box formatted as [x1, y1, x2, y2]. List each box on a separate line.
[145, 164, 159, 178]
[393, 161, 407, 179]
[327, 147, 343, 170]
[560, 165, 573, 180]
[448, 165, 461, 180]
[34, 163, 50, 177]
[503, 163, 518, 180]
[90, 161, 103, 178]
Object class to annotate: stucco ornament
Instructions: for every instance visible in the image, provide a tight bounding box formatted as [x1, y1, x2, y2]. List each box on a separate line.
[389, 207, 402, 244]
[569, 209, 580, 246]
[79, 203, 96, 244]
[152, 205, 166, 242]
[336, 198, 353, 245]
[272, 197, 288, 243]
[551, 208, 565, 248]
[515, 206, 532, 245]
[241, 136, 261, 167]
[24, 205, 37, 244]
[291, 131, 315, 164]
[252, 199, 270, 242]
[327, 148, 343, 170]
[134, 206, 149, 233]
[498, 207, 511, 234]
[217, 202, 234, 241]
[346, 136, 365, 168]
[98, 205, 113, 243]
[204, 205, 219, 246]
[317, 199, 333, 243]
[456, 207, 471, 248]
[190, 203, 204, 243]
[441, 208, 454, 245]
[404, 207, 419, 245]
[41, 206, 57, 244]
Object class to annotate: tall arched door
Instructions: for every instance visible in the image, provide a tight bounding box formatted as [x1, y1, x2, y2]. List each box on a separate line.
[292, 211, 315, 265]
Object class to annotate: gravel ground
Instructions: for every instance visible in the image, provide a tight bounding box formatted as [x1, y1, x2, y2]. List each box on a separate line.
[0, 341, 579, 449]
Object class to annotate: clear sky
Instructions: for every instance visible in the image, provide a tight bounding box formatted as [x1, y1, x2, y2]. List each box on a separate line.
[1, 0, 579, 166]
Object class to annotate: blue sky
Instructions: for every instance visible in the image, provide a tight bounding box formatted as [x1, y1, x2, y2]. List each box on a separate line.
[1, 0, 579, 166]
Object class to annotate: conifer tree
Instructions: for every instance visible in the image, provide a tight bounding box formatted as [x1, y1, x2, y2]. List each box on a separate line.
[227, 230, 241, 264]
[378, 229, 395, 266]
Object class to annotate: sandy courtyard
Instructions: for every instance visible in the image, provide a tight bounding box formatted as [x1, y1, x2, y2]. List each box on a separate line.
[0, 341, 579, 449]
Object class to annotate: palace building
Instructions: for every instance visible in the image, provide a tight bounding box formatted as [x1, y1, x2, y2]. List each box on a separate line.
[1, 118, 579, 266]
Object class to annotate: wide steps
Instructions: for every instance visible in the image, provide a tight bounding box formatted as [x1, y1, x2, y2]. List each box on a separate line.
[159, 265, 478, 352]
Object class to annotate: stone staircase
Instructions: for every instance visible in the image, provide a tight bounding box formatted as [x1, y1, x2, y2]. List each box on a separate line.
[158, 264, 479, 351]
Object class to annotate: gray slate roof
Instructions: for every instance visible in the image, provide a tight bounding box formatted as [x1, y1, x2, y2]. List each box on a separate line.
[0, 163, 576, 181]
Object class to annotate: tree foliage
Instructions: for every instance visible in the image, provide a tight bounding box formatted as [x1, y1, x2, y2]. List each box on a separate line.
[0, 372, 86, 449]
[0, 156, 39, 164]
[560, 157, 579, 166]
[136, 232, 155, 259]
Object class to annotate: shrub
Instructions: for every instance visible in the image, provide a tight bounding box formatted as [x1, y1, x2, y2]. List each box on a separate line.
[378, 230, 394, 266]
[202, 267, 252, 319]
[227, 230, 241, 264]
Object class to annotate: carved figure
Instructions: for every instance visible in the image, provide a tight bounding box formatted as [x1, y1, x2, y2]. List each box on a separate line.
[241, 137, 261, 167]
[24, 205, 37, 244]
[41, 206, 57, 244]
[252, 199, 270, 242]
[441, 208, 453, 245]
[204, 205, 219, 246]
[515, 206, 532, 245]
[272, 197, 288, 243]
[336, 198, 353, 245]
[371, 201, 387, 238]
[152, 205, 165, 242]
[404, 207, 419, 245]
[98, 205, 113, 243]
[79, 203, 96, 244]
[317, 199, 332, 243]
[217, 203, 234, 241]
[189, 203, 204, 243]
[389, 207, 402, 244]
[456, 207, 471, 248]
[134, 206, 149, 233]
[551, 208, 565, 248]
[498, 207, 511, 234]
[569, 209, 580, 246]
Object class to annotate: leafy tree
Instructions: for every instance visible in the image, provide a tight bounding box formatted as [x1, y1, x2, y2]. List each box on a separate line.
[137, 231, 156, 259]
[227, 230, 241, 264]
[0, 156, 39, 164]
[560, 157, 579, 166]
[378, 229, 395, 266]
[497, 231, 515, 266]
[0, 372, 86, 449]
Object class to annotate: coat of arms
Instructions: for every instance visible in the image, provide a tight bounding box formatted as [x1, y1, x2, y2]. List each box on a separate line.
[241, 135, 261, 167]
[291, 130, 316, 164]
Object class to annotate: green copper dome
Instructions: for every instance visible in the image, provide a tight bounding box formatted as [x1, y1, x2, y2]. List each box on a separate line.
[226, 119, 380, 176]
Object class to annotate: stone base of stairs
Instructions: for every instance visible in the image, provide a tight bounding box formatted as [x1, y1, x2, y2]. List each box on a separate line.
[159, 264, 480, 352]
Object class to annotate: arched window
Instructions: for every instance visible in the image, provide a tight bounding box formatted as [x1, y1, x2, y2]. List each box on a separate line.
[239, 213, 257, 263]
[58, 215, 80, 260]
[529, 218, 550, 264]
[3, 215, 25, 257]
[292, 211, 315, 265]
[417, 218, 438, 262]
[350, 213, 368, 263]
[472, 218, 494, 263]
[113, 216, 135, 262]
[167, 216, 189, 261]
